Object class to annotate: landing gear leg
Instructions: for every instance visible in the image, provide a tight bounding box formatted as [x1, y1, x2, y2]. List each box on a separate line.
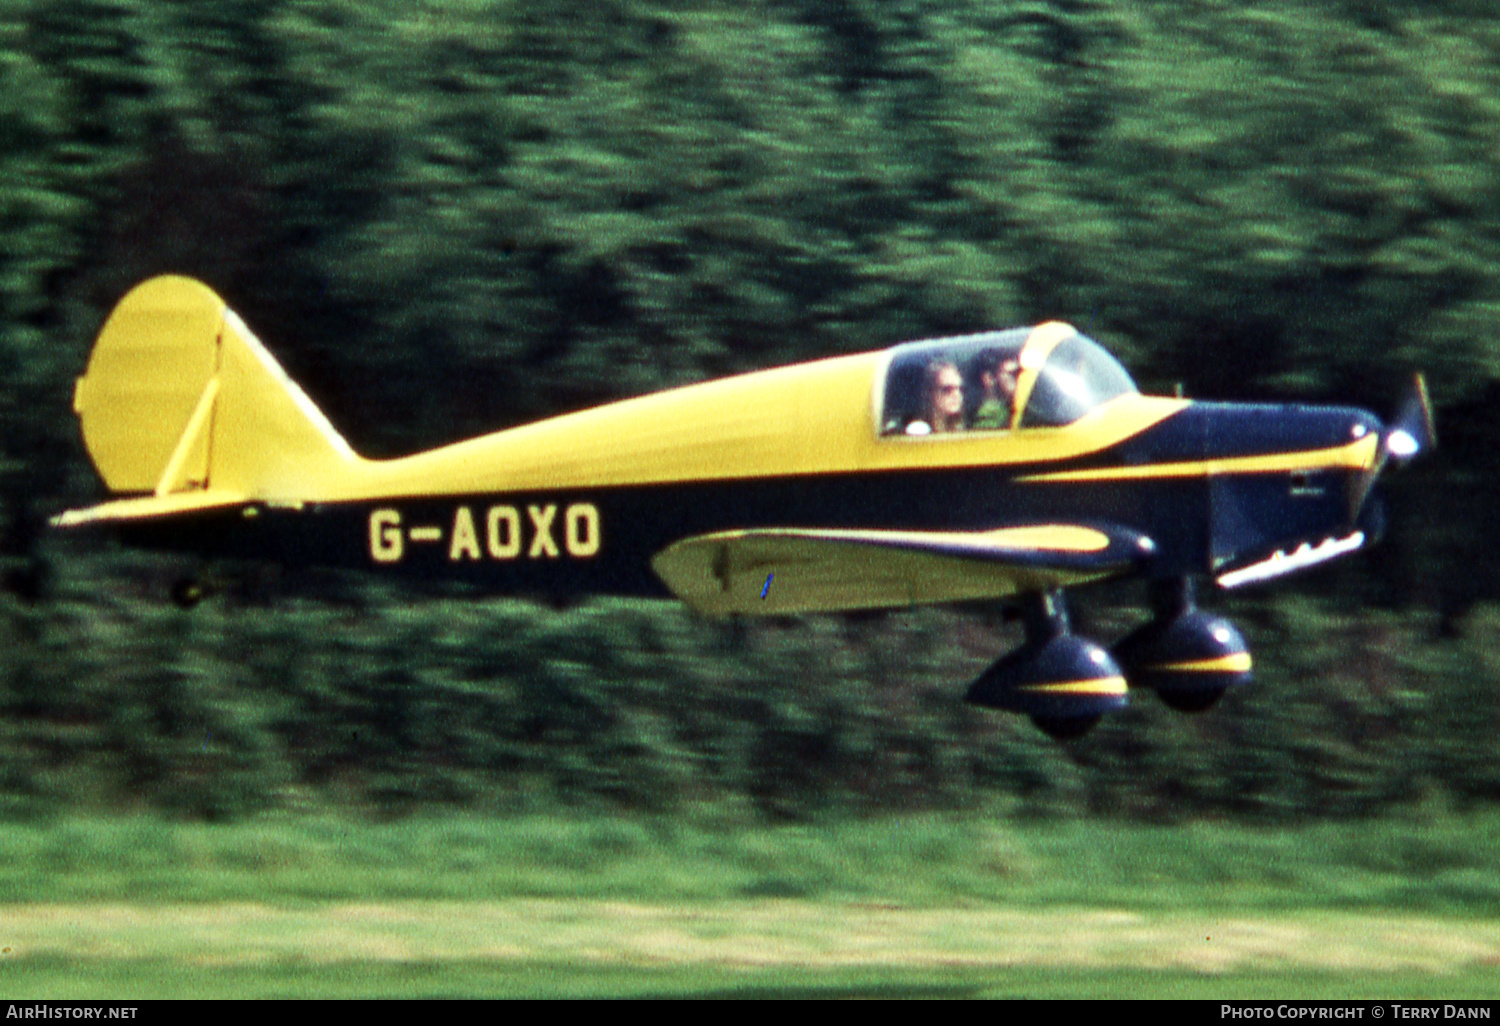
[1019, 589, 1070, 646]
[1022, 592, 1101, 739]
[1147, 575, 1194, 622]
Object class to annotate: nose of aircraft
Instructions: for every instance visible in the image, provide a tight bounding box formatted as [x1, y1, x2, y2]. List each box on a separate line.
[1346, 374, 1434, 524]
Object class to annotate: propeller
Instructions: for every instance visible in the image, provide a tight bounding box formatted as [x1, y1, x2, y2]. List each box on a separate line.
[1385, 372, 1436, 464]
[1348, 373, 1435, 523]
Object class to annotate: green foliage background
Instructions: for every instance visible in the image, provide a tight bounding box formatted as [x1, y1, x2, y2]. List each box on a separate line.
[3, 0, 1500, 822]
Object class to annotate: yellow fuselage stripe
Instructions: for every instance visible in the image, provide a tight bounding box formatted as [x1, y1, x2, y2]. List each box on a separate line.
[1014, 435, 1379, 483]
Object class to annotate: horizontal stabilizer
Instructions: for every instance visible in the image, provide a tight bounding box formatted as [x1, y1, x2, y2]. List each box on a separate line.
[651, 523, 1156, 616]
[51, 490, 248, 528]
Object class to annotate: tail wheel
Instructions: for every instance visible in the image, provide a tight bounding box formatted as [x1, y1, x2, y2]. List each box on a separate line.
[170, 577, 207, 609]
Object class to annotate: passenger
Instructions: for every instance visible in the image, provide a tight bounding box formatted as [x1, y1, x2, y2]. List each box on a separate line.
[907, 360, 966, 435]
[972, 349, 1020, 430]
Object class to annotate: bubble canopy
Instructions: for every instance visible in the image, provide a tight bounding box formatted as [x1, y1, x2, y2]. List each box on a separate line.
[877, 324, 1138, 436]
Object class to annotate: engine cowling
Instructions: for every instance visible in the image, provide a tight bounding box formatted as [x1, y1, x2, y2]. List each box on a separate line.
[1113, 608, 1251, 712]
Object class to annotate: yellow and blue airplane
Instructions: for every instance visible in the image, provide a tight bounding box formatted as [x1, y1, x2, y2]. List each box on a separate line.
[53, 276, 1432, 737]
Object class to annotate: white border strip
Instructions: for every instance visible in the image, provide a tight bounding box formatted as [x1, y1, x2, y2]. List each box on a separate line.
[1216, 532, 1365, 589]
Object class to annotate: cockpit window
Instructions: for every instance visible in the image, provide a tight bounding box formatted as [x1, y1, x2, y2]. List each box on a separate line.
[877, 326, 1136, 436]
[879, 329, 1030, 436]
[1017, 334, 1138, 428]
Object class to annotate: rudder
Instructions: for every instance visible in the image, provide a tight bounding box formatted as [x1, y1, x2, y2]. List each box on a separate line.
[72, 276, 361, 501]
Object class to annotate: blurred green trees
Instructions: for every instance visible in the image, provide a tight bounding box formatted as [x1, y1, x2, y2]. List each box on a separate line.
[4, 566, 1496, 823]
[4, 0, 1500, 820]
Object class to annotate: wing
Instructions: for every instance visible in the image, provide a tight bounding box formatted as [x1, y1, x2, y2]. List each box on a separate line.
[650, 523, 1157, 616]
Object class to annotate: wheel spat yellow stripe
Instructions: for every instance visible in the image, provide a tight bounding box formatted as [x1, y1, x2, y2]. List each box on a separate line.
[1017, 676, 1128, 696]
[1148, 653, 1252, 673]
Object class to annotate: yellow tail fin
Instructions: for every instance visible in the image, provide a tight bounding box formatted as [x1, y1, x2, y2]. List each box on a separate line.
[71, 276, 361, 501]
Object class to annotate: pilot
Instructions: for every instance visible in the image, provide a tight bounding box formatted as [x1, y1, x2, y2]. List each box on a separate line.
[972, 349, 1020, 430]
[907, 360, 966, 435]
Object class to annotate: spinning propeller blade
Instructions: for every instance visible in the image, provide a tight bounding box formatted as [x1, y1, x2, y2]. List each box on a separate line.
[1385, 373, 1435, 463]
[1348, 373, 1434, 524]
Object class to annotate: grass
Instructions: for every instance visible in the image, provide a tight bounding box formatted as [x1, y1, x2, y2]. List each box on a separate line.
[3, 813, 1500, 997]
[2, 811, 1500, 911]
